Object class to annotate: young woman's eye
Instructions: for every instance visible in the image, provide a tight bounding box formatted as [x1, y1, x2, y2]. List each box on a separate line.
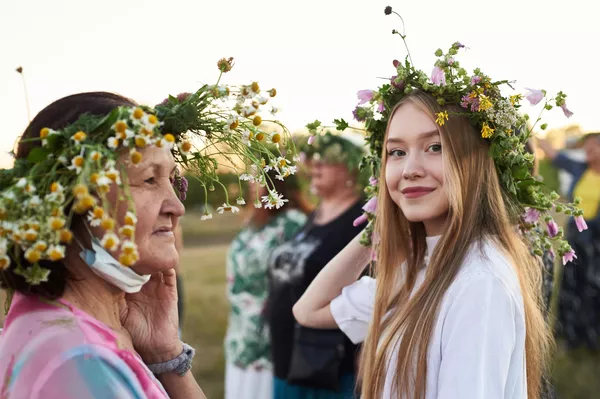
[387, 149, 406, 157]
[428, 144, 442, 153]
[144, 177, 156, 185]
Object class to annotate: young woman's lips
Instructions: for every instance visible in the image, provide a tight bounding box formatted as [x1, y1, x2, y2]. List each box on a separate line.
[401, 186, 435, 199]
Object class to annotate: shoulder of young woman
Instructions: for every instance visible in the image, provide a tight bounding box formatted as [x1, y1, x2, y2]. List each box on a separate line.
[447, 238, 524, 310]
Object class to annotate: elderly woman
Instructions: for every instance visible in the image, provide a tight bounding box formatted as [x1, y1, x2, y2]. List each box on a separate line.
[265, 132, 366, 399]
[0, 70, 295, 397]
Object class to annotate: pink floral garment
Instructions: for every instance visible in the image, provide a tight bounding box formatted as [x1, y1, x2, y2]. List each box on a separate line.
[0, 292, 169, 399]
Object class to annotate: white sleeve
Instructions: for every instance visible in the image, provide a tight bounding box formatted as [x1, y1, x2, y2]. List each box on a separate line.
[437, 272, 519, 399]
[330, 276, 376, 344]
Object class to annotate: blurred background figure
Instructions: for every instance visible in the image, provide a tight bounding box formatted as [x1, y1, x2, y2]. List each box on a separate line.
[525, 139, 557, 399]
[538, 133, 600, 350]
[265, 132, 366, 399]
[224, 170, 311, 399]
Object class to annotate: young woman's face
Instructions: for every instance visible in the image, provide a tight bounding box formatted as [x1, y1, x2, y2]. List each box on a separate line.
[385, 102, 449, 235]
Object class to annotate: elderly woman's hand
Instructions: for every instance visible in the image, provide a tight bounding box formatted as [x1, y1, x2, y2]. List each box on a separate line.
[120, 268, 182, 364]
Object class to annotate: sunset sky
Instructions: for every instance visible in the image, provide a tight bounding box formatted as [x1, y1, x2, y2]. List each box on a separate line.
[1, 0, 597, 168]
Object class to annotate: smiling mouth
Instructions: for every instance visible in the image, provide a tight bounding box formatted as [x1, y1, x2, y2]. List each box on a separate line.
[401, 187, 435, 199]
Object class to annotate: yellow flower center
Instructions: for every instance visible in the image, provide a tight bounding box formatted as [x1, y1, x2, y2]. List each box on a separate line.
[115, 121, 128, 133]
[164, 133, 175, 143]
[251, 82, 260, 92]
[73, 131, 87, 142]
[79, 195, 96, 210]
[40, 128, 50, 139]
[122, 245, 136, 255]
[90, 173, 100, 185]
[269, 88, 277, 97]
[271, 133, 281, 144]
[132, 108, 144, 119]
[0, 257, 9, 269]
[74, 156, 85, 167]
[106, 171, 118, 182]
[50, 217, 66, 230]
[119, 253, 135, 267]
[59, 229, 73, 244]
[25, 250, 41, 264]
[72, 202, 87, 214]
[25, 231, 38, 241]
[253, 116, 262, 126]
[181, 142, 192, 153]
[124, 214, 136, 226]
[50, 182, 60, 193]
[35, 242, 48, 252]
[101, 217, 115, 231]
[73, 184, 88, 198]
[103, 237, 117, 250]
[93, 207, 104, 219]
[130, 150, 143, 164]
[135, 137, 147, 148]
[120, 225, 135, 239]
[229, 120, 239, 130]
[255, 133, 265, 141]
[49, 248, 65, 261]
[148, 115, 158, 124]
[91, 152, 101, 161]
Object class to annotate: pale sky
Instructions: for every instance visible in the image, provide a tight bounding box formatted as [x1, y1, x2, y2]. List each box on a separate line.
[1, 0, 598, 168]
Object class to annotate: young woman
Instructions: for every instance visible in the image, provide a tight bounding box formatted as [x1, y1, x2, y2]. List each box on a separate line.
[293, 91, 553, 398]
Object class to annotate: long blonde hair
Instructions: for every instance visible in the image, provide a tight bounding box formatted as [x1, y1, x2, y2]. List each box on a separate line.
[359, 91, 551, 399]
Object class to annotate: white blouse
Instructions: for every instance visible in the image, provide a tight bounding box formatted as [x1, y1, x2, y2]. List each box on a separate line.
[330, 236, 526, 399]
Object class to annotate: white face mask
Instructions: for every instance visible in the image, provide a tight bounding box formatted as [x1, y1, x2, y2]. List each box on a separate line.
[79, 238, 151, 293]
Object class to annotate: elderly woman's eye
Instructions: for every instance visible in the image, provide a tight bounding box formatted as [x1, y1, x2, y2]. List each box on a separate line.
[144, 177, 156, 185]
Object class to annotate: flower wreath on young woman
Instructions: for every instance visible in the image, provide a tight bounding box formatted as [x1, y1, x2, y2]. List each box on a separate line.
[308, 7, 586, 265]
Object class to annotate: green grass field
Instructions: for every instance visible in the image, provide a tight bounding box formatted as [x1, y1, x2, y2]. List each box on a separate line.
[179, 213, 600, 399]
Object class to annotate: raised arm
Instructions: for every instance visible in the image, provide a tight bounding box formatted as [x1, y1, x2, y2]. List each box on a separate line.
[536, 138, 559, 161]
[292, 232, 371, 329]
[536, 138, 586, 177]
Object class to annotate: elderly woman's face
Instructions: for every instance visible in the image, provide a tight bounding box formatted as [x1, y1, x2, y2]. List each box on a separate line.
[96, 146, 185, 274]
[309, 160, 353, 197]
